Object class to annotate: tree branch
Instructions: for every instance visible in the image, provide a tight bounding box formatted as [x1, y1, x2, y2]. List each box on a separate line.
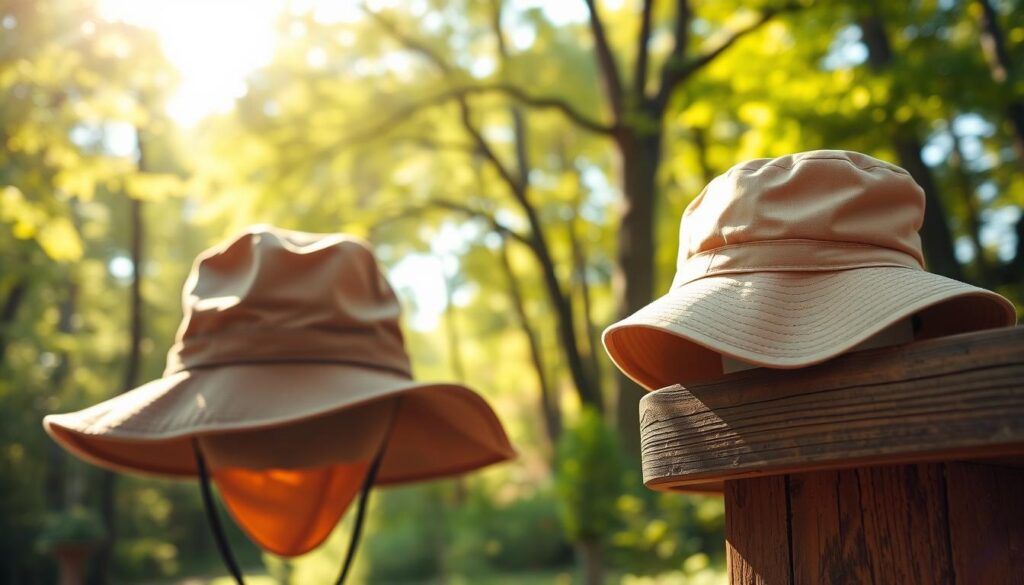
[347, 87, 613, 152]
[363, 4, 613, 135]
[655, 4, 799, 111]
[461, 100, 601, 410]
[974, 0, 1024, 162]
[376, 198, 535, 251]
[458, 99, 524, 196]
[583, 0, 626, 120]
[491, 0, 510, 58]
[295, 82, 613, 174]
[400, 135, 478, 155]
[362, 5, 453, 74]
[976, 0, 1012, 84]
[652, 0, 691, 113]
[484, 83, 615, 134]
[498, 235, 561, 447]
[435, 200, 536, 251]
[490, 0, 531, 187]
[633, 0, 655, 101]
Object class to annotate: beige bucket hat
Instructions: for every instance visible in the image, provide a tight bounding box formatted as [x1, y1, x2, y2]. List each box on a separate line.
[43, 226, 514, 578]
[604, 150, 1017, 390]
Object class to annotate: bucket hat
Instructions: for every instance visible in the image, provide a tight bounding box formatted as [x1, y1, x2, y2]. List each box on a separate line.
[43, 226, 514, 581]
[604, 150, 1017, 390]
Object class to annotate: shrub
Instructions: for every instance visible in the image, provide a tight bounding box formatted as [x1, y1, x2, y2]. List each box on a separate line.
[554, 407, 625, 544]
[36, 505, 105, 552]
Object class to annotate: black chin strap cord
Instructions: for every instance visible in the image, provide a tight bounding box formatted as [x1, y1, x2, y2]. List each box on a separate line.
[193, 433, 389, 585]
[193, 440, 245, 585]
[334, 443, 385, 585]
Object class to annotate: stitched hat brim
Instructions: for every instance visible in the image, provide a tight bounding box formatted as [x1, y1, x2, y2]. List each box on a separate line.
[603, 266, 1017, 390]
[43, 363, 515, 485]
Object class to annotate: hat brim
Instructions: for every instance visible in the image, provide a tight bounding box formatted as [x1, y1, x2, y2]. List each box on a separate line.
[603, 266, 1017, 390]
[43, 363, 515, 485]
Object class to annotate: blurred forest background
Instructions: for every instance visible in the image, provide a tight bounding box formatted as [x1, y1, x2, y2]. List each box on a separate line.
[1, 0, 1022, 583]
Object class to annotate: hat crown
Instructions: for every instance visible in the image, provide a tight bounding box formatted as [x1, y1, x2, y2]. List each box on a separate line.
[166, 226, 410, 376]
[679, 150, 926, 272]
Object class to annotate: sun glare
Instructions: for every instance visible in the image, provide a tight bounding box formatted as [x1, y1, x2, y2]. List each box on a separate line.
[98, 0, 292, 125]
[97, 0, 580, 127]
[91, 0, 589, 329]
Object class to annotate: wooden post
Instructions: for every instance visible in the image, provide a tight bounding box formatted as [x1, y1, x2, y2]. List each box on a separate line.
[639, 328, 1024, 585]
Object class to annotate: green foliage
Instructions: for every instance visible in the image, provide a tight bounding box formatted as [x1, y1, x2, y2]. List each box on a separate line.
[364, 516, 442, 581]
[555, 408, 625, 544]
[610, 489, 725, 575]
[36, 505, 105, 551]
[364, 481, 572, 582]
[113, 537, 178, 580]
[446, 486, 572, 575]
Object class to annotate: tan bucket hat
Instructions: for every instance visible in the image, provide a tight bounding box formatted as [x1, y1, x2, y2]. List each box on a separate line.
[43, 226, 514, 578]
[604, 150, 1017, 390]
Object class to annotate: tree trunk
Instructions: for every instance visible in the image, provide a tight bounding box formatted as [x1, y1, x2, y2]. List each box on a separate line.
[613, 130, 661, 454]
[440, 267, 470, 514]
[691, 126, 716, 186]
[441, 268, 467, 384]
[577, 540, 605, 585]
[976, 0, 1024, 161]
[974, 0, 1024, 287]
[93, 143, 146, 585]
[45, 279, 77, 512]
[947, 119, 993, 283]
[892, 132, 964, 279]
[859, 8, 963, 280]
[499, 239, 561, 448]
[568, 201, 602, 407]
[0, 278, 28, 365]
[528, 220, 601, 410]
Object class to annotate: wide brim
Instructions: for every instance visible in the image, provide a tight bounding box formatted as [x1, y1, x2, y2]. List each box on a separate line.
[603, 266, 1017, 390]
[43, 363, 515, 485]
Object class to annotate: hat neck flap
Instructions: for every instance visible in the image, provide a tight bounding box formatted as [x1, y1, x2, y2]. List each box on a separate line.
[193, 395, 401, 581]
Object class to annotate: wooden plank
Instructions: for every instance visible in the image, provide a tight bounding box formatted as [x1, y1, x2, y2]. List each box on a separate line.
[788, 470, 872, 585]
[945, 462, 1024, 585]
[639, 327, 1024, 492]
[854, 464, 953, 584]
[788, 465, 953, 584]
[725, 476, 791, 585]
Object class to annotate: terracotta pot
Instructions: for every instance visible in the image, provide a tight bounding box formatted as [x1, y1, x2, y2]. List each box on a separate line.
[51, 542, 97, 585]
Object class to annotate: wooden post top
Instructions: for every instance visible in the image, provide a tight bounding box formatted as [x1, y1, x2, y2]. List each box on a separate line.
[639, 327, 1024, 493]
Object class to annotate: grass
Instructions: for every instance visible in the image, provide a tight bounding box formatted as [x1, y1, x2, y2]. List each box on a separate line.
[156, 567, 726, 585]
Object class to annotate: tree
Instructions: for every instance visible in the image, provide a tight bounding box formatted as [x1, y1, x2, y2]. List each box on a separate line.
[857, 0, 963, 280]
[202, 0, 813, 451]
[555, 407, 624, 585]
[973, 0, 1024, 287]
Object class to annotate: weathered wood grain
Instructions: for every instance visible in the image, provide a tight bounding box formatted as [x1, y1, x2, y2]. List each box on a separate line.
[788, 465, 956, 584]
[640, 327, 1024, 492]
[945, 462, 1024, 585]
[788, 470, 873, 585]
[725, 476, 791, 585]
